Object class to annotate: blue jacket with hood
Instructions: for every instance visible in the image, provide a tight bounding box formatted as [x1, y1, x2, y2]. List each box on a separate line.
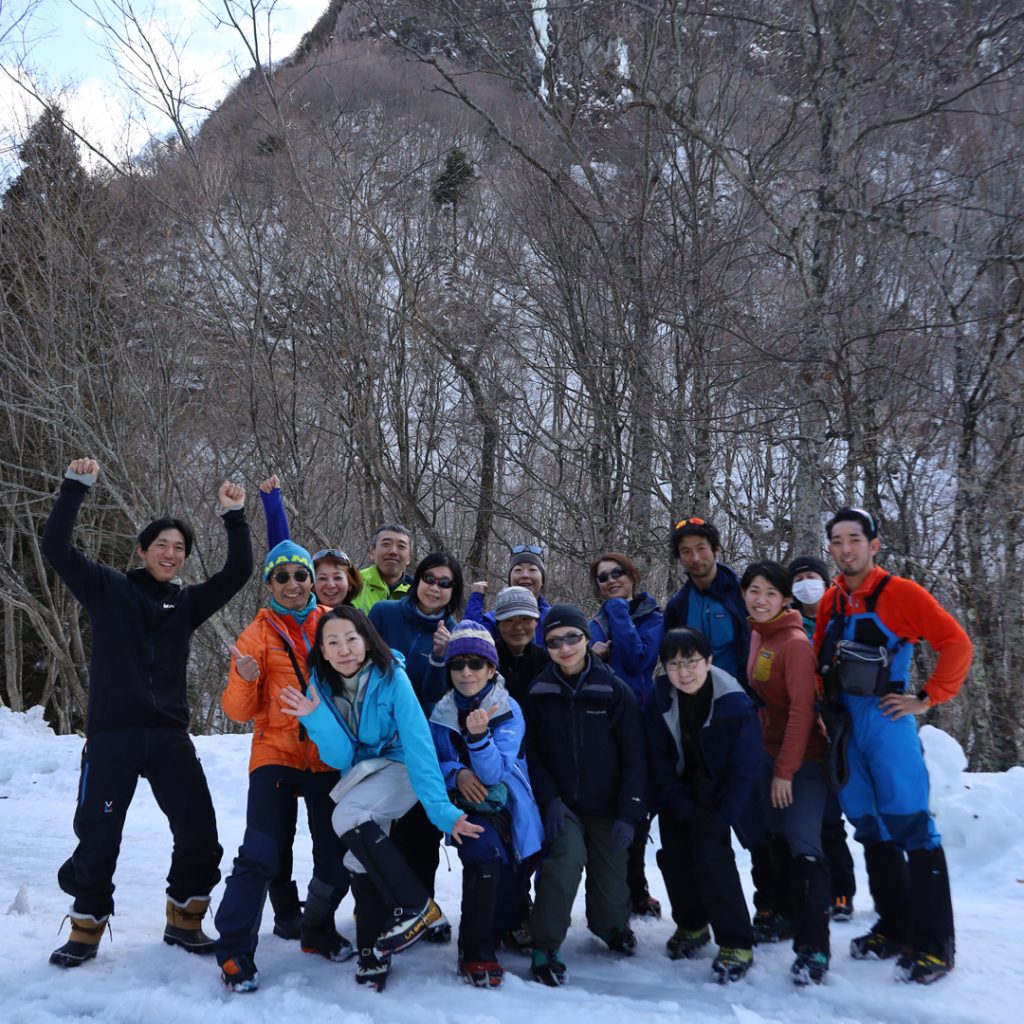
[299, 649, 462, 835]
[429, 678, 544, 862]
[589, 592, 664, 706]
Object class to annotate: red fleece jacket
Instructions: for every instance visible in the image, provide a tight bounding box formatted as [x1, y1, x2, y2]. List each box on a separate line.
[812, 565, 973, 705]
[748, 609, 827, 781]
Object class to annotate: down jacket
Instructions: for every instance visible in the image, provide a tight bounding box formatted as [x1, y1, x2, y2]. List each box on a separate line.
[222, 605, 335, 774]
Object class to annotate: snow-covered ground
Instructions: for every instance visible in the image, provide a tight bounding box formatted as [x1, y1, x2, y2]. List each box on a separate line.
[2, 707, 1022, 1024]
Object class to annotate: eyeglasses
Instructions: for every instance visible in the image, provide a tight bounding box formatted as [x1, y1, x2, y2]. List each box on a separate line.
[511, 544, 543, 555]
[272, 568, 310, 584]
[675, 516, 706, 529]
[421, 572, 455, 589]
[448, 657, 491, 672]
[545, 632, 586, 650]
[596, 566, 627, 584]
[313, 548, 351, 565]
[666, 656, 706, 671]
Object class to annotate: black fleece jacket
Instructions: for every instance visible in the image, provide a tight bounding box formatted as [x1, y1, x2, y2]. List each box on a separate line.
[41, 477, 253, 735]
[524, 653, 646, 826]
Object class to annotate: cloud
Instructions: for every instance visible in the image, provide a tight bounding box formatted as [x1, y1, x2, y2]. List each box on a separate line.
[1, 1, 336, 170]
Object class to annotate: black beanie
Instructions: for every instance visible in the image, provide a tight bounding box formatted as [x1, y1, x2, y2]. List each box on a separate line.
[508, 550, 546, 581]
[788, 555, 830, 584]
[542, 603, 589, 637]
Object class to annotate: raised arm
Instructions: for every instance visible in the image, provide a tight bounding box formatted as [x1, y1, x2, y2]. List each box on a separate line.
[40, 459, 112, 606]
[189, 480, 254, 628]
[258, 475, 291, 550]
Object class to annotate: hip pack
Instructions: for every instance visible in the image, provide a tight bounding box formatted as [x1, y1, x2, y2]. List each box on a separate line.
[836, 639, 892, 696]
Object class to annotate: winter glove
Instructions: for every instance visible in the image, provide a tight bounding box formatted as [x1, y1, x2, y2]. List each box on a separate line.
[543, 798, 576, 843]
[609, 818, 635, 853]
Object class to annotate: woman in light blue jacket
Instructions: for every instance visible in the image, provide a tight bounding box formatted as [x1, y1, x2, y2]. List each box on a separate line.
[280, 606, 481, 991]
[429, 621, 543, 988]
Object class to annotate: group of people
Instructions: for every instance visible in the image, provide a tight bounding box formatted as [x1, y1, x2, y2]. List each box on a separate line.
[41, 462, 973, 997]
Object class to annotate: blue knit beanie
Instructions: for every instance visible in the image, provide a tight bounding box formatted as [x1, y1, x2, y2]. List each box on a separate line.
[263, 540, 314, 580]
[445, 619, 499, 667]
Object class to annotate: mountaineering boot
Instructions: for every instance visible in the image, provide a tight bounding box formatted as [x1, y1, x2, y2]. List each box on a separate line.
[220, 953, 260, 993]
[376, 898, 443, 955]
[269, 878, 302, 940]
[50, 912, 109, 968]
[596, 926, 637, 955]
[341, 821, 435, 956]
[530, 948, 568, 986]
[458, 955, 505, 988]
[666, 925, 711, 960]
[791, 946, 829, 986]
[356, 948, 392, 990]
[830, 895, 854, 922]
[904, 846, 955, 982]
[425, 910, 452, 943]
[631, 887, 662, 919]
[899, 952, 953, 985]
[164, 895, 215, 954]
[850, 928, 907, 960]
[711, 947, 753, 983]
[299, 877, 355, 961]
[502, 920, 533, 952]
[751, 909, 792, 944]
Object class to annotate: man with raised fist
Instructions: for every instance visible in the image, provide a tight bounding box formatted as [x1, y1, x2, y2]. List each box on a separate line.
[41, 458, 253, 968]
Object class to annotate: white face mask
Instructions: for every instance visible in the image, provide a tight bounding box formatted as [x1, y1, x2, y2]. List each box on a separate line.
[792, 579, 826, 605]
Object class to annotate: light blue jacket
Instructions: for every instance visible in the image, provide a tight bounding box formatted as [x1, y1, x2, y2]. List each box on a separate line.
[429, 679, 544, 862]
[300, 650, 462, 835]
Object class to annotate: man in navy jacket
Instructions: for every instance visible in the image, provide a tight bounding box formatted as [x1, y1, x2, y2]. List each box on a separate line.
[41, 457, 252, 968]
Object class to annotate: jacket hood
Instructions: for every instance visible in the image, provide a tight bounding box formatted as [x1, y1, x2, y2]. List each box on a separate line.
[653, 664, 750, 723]
[430, 676, 513, 730]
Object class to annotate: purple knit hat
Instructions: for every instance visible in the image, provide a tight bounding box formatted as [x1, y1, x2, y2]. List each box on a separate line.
[445, 619, 499, 667]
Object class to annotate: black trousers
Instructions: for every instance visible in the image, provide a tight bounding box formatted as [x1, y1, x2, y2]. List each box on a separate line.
[213, 765, 348, 962]
[391, 801, 442, 897]
[59, 727, 222, 918]
[657, 807, 753, 949]
[822, 790, 856, 900]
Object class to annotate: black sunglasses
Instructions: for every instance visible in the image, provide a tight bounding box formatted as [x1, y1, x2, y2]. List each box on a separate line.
[313, 548, 351, 565]
[596, 566, 627, 584]
[421, 572, 455, 589]
[272, 568, 310, 584]
[448, 657, 491, 672]
[545, 631, 586, 650]
[511, 543, 543, 555]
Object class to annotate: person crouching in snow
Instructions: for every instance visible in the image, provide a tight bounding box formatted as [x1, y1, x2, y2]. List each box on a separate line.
[428, 621, 544, 987]
[278, 606, 483, 991]
[645, 628, 762, 982]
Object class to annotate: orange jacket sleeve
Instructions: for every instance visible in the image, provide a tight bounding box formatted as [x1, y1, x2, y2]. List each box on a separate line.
[881, 579, 973, 704]
[222, 619, 266, 723]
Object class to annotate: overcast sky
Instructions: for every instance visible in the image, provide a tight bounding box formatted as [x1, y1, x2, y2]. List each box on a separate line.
[0, 0, 329, 173]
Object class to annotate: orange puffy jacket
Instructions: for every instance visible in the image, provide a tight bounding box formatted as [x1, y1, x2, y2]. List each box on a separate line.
[223, 605, 335, 774]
